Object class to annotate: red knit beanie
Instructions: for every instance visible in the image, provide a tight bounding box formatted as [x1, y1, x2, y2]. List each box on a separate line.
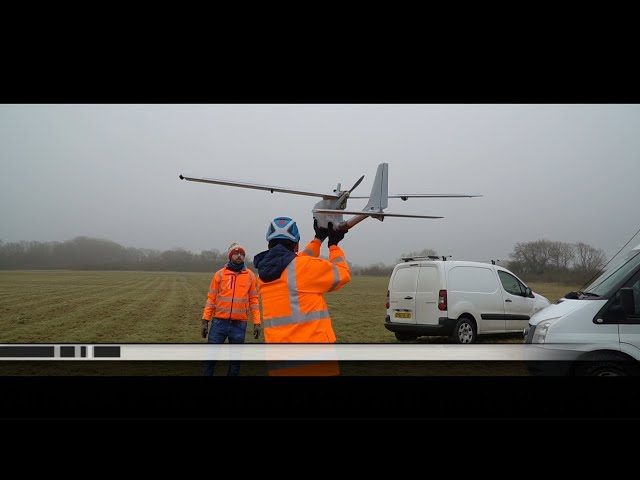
[228, 242, 246, 260]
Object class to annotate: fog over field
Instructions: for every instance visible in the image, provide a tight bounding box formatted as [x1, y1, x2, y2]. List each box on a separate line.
[1, 104, 639, 267]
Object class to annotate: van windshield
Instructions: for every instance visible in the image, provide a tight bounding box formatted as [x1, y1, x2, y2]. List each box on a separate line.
[583, 249, 640, 297]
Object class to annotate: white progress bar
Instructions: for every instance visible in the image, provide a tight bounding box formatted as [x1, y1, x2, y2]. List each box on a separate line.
[0, 344, 584, 361]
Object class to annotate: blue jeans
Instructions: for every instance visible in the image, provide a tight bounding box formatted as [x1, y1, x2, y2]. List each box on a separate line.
[203, 318, 248, 376]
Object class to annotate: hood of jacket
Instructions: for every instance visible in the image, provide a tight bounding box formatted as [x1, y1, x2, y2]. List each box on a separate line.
[253, 244, 296, 283]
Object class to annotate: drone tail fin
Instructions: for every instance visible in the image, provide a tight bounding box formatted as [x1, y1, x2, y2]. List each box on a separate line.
[363, 162, 388, 212]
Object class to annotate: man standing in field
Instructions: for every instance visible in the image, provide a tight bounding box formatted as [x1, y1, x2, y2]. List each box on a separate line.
[201, 242, 261, 376]
[252, 216, 350, 375]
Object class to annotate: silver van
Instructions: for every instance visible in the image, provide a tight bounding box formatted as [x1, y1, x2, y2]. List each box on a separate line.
[385, 258, 550, 343]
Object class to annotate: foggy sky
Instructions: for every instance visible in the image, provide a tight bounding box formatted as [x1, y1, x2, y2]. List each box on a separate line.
[1, 104, 639, 267]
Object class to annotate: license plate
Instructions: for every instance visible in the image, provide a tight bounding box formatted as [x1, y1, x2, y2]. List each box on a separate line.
[395, 312, 412, 319]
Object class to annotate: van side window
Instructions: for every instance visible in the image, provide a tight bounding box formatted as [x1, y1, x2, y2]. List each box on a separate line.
[601, 272, 640, 324]
[498, 271, 524, 296]
[630, 276, 640, 316]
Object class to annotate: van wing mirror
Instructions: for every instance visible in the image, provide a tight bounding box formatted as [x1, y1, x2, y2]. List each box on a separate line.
[619, 288, 635, 315]
[525, 287, 533, 298]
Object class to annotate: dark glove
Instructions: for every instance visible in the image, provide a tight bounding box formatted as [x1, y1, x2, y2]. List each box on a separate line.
[201, 319, 209, 339]
[253, 324, 262, 340]
[327, 222, 347, 247]
[313, 218, 329, 242]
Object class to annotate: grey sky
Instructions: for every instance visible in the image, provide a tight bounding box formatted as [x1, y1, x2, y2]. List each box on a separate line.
[1, 104, 639, 267]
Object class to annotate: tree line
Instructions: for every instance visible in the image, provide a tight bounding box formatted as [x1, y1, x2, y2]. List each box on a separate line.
[0, 236, 360, 274]
[352, 242, 608, 284]
[0, 236, 607, 283]
[507, 239, 606, 283]
[0, 237, 231, 272]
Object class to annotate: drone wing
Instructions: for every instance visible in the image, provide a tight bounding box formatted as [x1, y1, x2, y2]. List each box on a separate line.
[179, 175, 339, 199]
[390, 193, 483, 199]
[349, 193, 483, 199]
[313, 208, 443, 219]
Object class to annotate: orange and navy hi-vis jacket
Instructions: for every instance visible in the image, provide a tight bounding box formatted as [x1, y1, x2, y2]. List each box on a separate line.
[253, 238, 351, 375]
[201, 266, 261, 325]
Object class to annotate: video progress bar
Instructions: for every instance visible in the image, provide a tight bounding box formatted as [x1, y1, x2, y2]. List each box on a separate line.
[0, 345, 583, 361]
[0, 346, 119, 359]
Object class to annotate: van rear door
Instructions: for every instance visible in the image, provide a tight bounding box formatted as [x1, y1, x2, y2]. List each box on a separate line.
[388, 265, 418, 324]
[415, 265, 441, 326]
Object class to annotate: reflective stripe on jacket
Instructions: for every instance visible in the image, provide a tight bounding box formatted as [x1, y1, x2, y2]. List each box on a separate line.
[259, 238, 350, 343]
[202, 267, 260, 324]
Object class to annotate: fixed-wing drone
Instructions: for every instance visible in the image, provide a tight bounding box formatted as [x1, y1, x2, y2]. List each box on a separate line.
[179, 163, 481, 231]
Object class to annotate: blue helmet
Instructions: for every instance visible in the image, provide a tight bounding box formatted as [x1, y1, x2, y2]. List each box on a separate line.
[266, 216, 300, 243]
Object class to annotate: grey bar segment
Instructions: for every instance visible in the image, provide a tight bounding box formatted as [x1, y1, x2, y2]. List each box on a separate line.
[0, 346, 55, 358]
[60, 346, 75, 358]
[93, 346, 121, 358]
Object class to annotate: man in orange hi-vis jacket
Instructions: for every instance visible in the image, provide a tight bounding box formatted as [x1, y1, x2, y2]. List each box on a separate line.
[201, 242, 261, 376]
[252, 216, 350, 376]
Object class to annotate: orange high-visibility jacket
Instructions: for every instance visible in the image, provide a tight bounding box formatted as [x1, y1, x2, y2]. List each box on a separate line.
[202, 266, 261, 324]
[259, 238, 350, 343]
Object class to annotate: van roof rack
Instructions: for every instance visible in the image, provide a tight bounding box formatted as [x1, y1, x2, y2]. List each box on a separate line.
[401, 255, 449, 262]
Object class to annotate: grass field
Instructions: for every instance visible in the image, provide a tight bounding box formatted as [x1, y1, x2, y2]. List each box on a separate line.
[0, 271, 579, 375]
[0, 271, 578, 344]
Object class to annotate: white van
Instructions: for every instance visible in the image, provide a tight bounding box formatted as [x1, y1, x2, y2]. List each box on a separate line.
[524, 243, 640, 376]
[385, 257, 550, 343]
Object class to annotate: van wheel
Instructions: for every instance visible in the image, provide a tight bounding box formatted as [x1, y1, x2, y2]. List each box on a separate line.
[576, 355, 639, 376]
[450, 318, 476, 344]
[580, 362, 631, 376]
[395, 332, 417, 342]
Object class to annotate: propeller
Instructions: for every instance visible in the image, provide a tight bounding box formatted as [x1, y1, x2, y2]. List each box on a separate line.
[333, 175, 365, 209]
[348, 175, 365, 194]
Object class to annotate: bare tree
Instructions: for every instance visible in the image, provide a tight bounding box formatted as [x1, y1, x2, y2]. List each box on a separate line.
[549, 241, 575, 271]
[510, 239, 554, 274]
[574, 242, 606, 272]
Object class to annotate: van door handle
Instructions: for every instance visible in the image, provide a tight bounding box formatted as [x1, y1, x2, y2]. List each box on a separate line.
[404, 296, 413, 300]
[505, 299, 512, 303]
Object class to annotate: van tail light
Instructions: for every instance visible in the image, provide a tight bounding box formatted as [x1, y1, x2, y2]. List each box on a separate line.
[438, 290, 447, 311]
[386, 290, 390, 309]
